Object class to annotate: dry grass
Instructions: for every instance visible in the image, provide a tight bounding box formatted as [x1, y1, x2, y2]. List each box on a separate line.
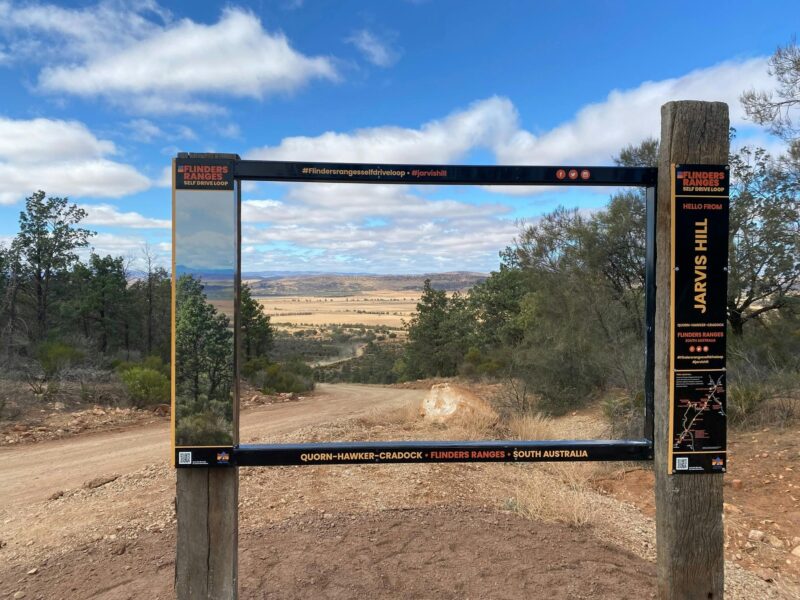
[356, 400, 421, 428]
[507, 413, 556, 440]
[509, 464, 598, 527]
[257, 290, 421, 329]
[448, 409, 499, 440]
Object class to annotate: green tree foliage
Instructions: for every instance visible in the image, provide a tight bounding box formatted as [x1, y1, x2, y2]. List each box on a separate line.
[128, 245, 171, 360]
[402, 279, 475, 378]
[614, 137, 659, 168]
[0, 244, 25, 359]
[728, 146, 800, 334]
[468, 266, 526, 348]
[741, 38, 800, 147]
[500, 197, 647, 411]
[240, 282, 274, 361]
[71, 254, 130, 353]
[0, 192, 174, 367]
[174, 275, 233, 445]
[12, 191, 93, 340]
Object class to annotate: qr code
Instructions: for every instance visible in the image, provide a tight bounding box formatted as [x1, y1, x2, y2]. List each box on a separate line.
[676, 457, 689, 471]
[178, 451, 192, 465]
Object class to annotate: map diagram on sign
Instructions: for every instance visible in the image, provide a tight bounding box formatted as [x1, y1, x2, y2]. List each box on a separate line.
[673, 372, 726, 452]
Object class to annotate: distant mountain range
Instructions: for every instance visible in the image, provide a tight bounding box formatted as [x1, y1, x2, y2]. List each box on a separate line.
[243, 272, 487, 296]
[166, 267, 487, 296]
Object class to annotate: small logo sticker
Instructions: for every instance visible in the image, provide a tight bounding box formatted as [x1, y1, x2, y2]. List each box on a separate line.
[178, 451, 192, 465]
[711, 456, 724, 467]
[216, 451, 230, 464]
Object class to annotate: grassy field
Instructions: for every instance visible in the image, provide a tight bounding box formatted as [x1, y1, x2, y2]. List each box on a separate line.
[257, 290, 420, 330]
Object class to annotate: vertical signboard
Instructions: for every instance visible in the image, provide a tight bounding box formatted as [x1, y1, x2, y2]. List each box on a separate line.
[669, 165, 729, 474]
[172, 155, 239, 467]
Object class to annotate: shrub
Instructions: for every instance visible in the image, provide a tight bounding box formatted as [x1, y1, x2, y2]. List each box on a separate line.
[244, 358, 315, 394]
[242, 357, 271, 380]
[175, 411, 233, 446]
[113, 355, 168, 376]
[727, 371, 800, 428]
[601, 389, 644, 439]
[37, 342, 84, 378]
[141, 355, 169, 376]
[121, 367, 170, 408]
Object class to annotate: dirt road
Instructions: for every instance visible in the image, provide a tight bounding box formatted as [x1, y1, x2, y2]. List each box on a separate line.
[0, 383, 423, 509]
[0, 382, 782, 599]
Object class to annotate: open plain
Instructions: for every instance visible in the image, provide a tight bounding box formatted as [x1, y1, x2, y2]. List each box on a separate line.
[259, 290, 420, 330]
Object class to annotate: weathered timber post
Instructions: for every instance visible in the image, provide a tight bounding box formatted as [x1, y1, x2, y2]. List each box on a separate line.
[176, 468, 238, 599]
[655, 101, 729, 599]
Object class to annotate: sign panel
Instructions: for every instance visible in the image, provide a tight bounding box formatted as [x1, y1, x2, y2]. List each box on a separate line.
[168, 154, 658, 468]
[669, 164, 729, 474]
[172, 156, 238, 467]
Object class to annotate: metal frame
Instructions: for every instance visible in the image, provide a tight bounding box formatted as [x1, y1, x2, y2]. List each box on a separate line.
[177, 155, 658, 466]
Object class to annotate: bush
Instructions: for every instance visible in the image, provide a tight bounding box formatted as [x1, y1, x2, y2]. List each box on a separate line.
[175, 411, 233, 446]
[242, 357, 271, 380]
[113, 355, 168, 376]
[601, 389, 644, 439]
[37, 341, 84, 378]
[121, 367, 170, 408]
[727, 371, 800, 428]
[460, 347, 506, 380]
[245, 359, 315, 394]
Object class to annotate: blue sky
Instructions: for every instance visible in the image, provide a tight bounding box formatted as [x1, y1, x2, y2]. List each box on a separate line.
[0, 0, 796, 274]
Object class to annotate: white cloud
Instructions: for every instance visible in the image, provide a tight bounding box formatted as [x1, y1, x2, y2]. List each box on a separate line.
[347, 29, 399, 67]
[0, 0, 168, 61]
[79, 203, 169, 228]
[158, 165, 173, 187]
[84, 232, 155, 260]
[240, 57, 782, 272]
[248, 58, 775, 171]
[247, 96, 518, 163]
[126, 119, 196, 143]
[240, 181, 518, 273]
[0, 116, 151, 204]
[215, 122, 241, 138]
[126, 119, 164, 143]
[496, 59, 775, 165]
[25, 6, 337, 114]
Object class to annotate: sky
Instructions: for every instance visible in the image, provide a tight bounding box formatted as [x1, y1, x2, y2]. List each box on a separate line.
[0, 0, 797, 274]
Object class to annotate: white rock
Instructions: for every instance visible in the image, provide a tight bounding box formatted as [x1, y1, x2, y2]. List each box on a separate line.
[748, 529, 765, 542]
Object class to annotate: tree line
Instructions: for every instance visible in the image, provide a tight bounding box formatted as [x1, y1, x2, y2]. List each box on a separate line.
[0, 192, 275, 385]
[0, 191, 172, 366]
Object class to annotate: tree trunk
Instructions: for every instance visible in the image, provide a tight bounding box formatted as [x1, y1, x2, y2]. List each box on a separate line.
[727, 304, 744, 336]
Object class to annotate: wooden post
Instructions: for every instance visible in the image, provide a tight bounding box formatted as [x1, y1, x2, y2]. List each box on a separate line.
[176, 468, 238, 599]
[655, 101, 729, 599]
